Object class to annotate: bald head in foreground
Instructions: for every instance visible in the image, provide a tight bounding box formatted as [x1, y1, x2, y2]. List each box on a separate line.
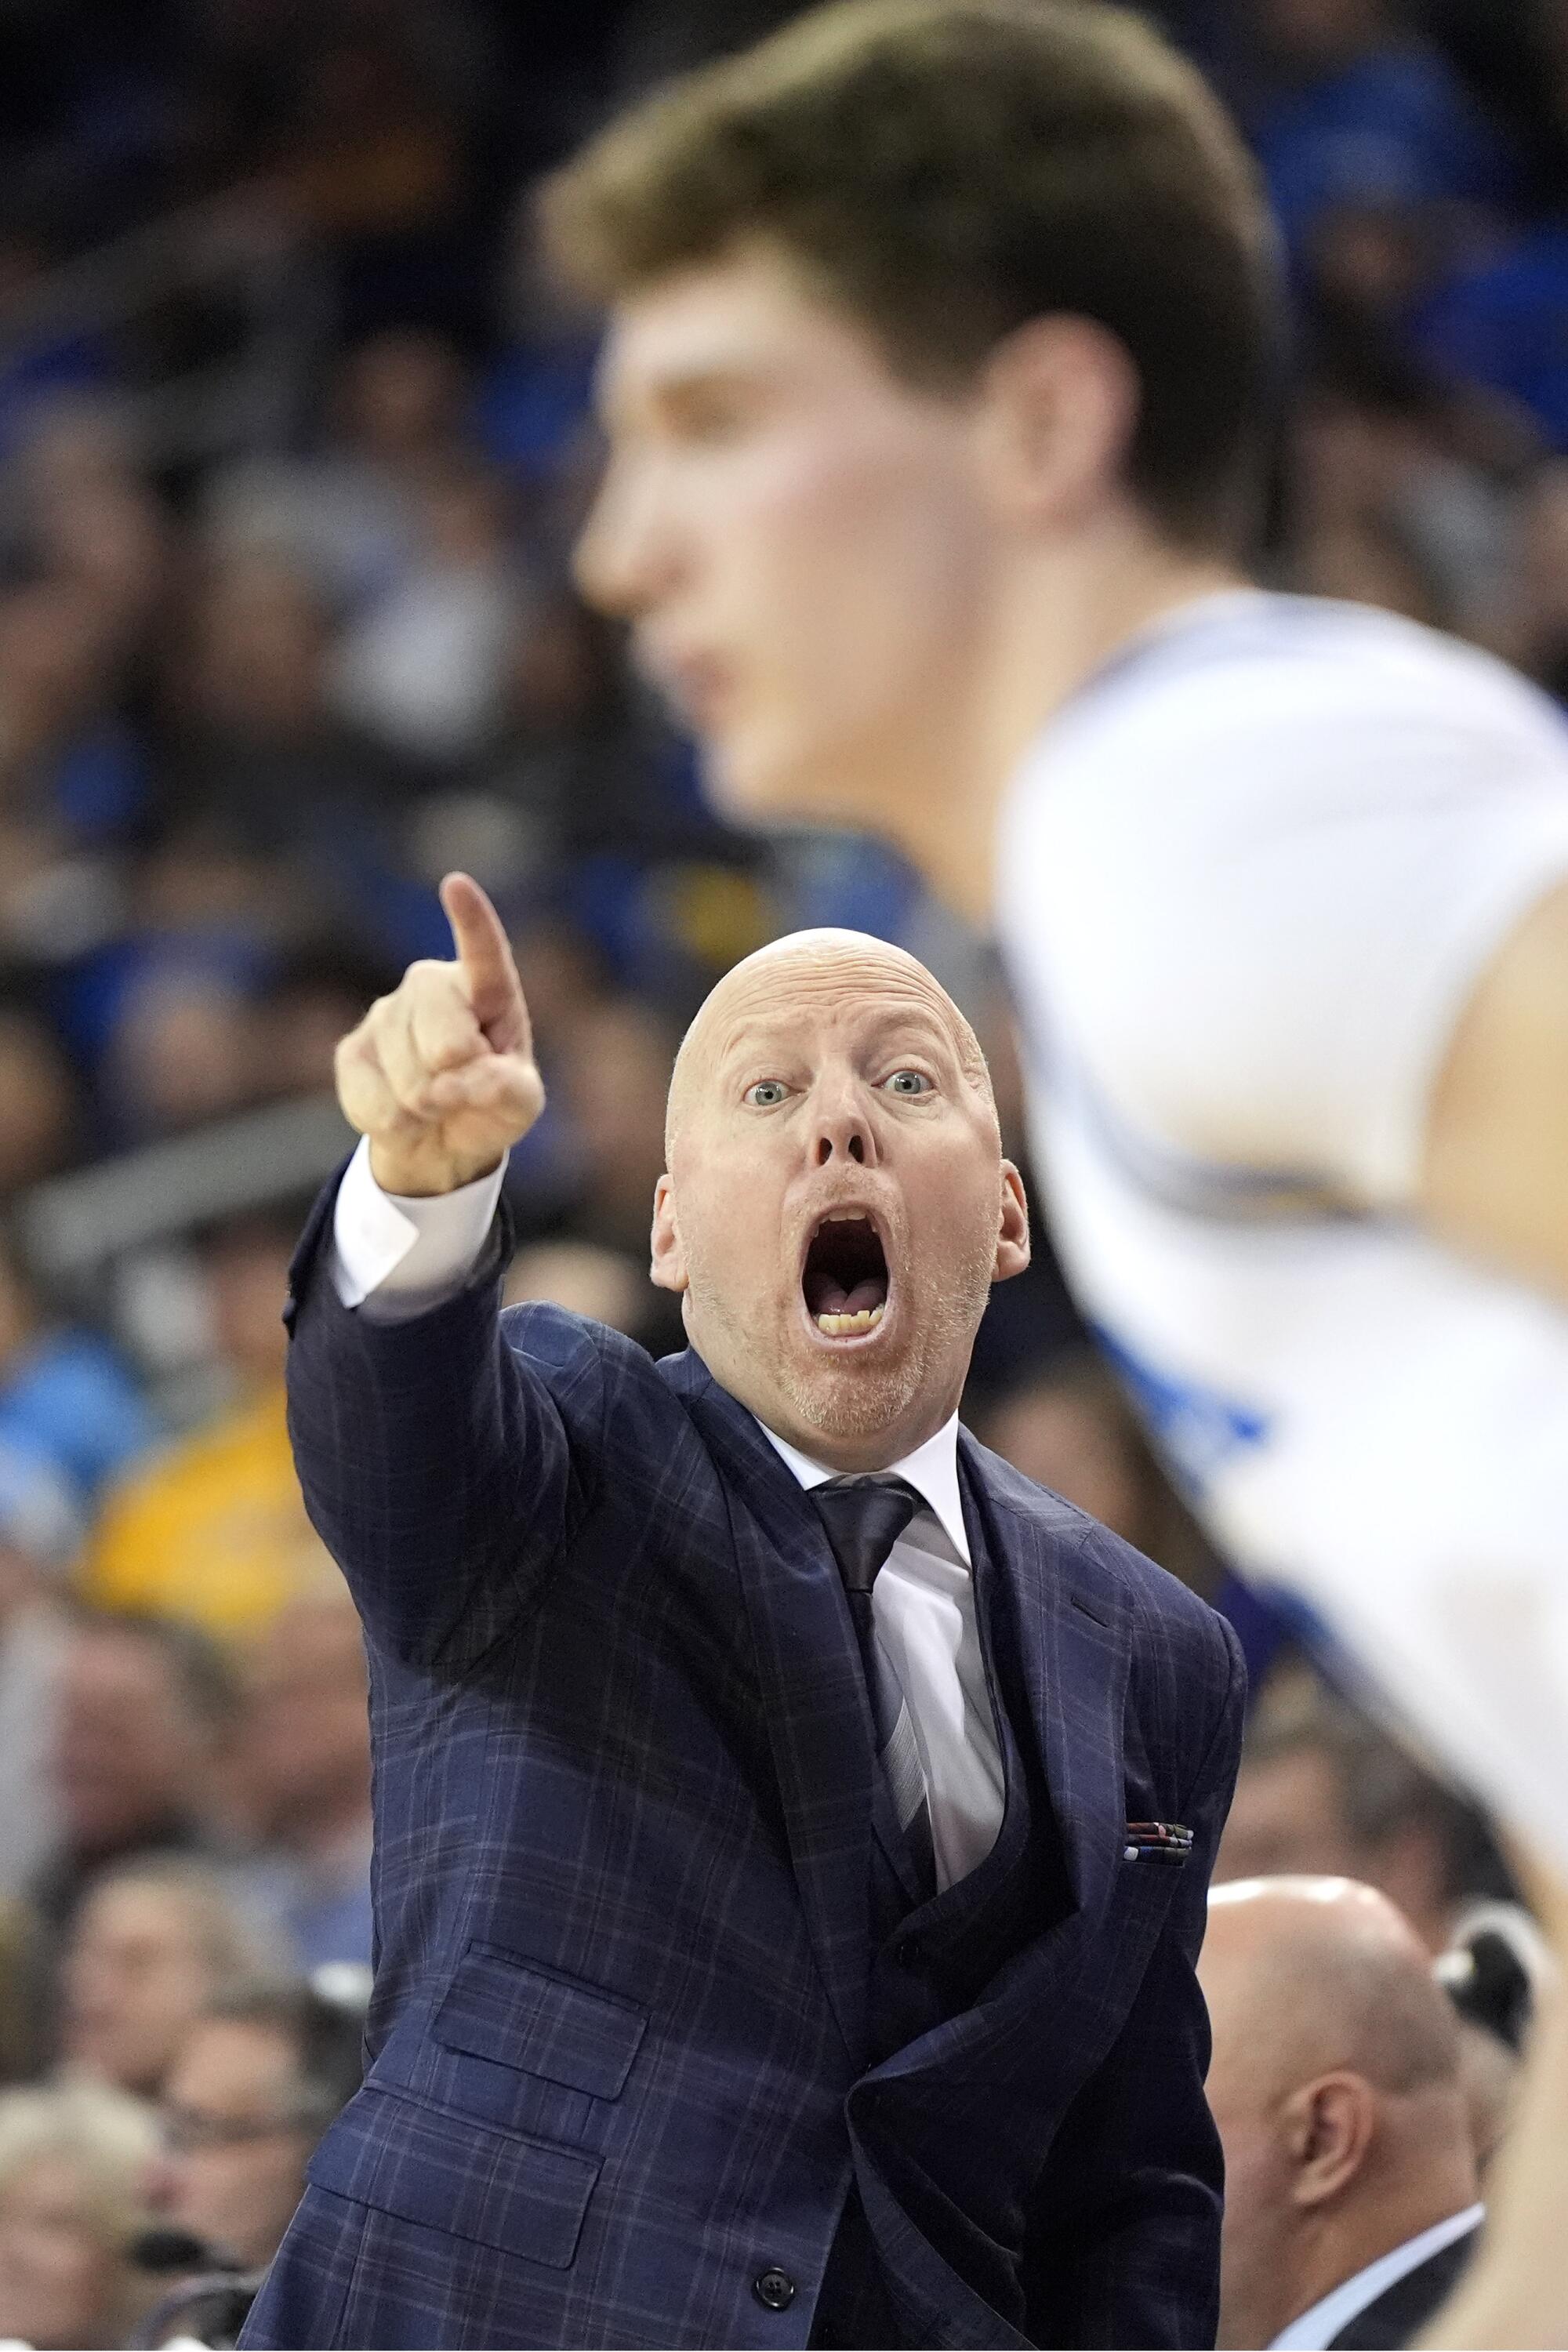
[1201, 1878, 1483, 2352]
[244, 876, 1245, 2352]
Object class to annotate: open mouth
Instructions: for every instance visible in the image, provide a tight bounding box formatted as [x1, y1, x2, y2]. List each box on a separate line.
[801, 1210, 890, 1338]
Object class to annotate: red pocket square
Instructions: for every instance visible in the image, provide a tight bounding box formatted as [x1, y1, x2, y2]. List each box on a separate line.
[1123, 1821, 1194, 1864]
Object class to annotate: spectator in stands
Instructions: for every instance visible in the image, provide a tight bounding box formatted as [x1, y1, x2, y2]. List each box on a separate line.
[0, 583, 145, 957]
[253, 941, 396, 1102]
[0, 2082, 160, 2352]
[83, 1215, 321, 1642]
[12, 400, 172, 651]
[1243, 0, 1516, 270]
[147, 1977, 365, 2276]
[1214, 1664, 1510, 1951]
[154, 550, 425, 878]
[0, 1893, 45, 2089]
[0, 1235, 156, 1504]
[975, 1348, 1220, 1597]
[474, 183, 599, 492]
[1200, 1877, 1483, 2350]
[98, 960, 269, 1145]
[233, 1590, 372, 1971]
[0, 1442, 79, 1896]
[477, 590, 712, 870]
[1416, 216, 1568, 454]
[1287, 368, 1512, 646]
[556, 994, 683, 1256]
[330, 457, 523, 767]
[34, 1613, 240, 1933]
[203, 329, 469, 613]
[58, 1860, 281, 2104]
[0, 1005, 83, 1192]
[504, 1238, 662, 1342]
[0, 222, 116, 475]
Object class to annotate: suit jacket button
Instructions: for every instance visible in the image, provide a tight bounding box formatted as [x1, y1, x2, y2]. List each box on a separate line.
[753, 2267, 797, 2312]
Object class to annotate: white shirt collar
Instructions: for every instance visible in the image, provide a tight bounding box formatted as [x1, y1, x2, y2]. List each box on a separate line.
[755, 1412, 971, 1567]
[1267, 2205, 1485, 2351]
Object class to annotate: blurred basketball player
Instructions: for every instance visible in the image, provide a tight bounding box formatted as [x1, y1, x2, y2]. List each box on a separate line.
[553, 13, 1568, 2331]
[554, 0, 1568, 1906]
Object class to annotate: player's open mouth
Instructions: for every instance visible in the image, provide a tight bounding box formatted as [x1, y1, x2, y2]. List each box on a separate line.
[800, 1210, 891, 1341]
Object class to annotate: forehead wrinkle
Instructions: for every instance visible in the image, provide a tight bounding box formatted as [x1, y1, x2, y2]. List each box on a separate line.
[717, 994, 956, 1068]
[666, 935, 994, 1160]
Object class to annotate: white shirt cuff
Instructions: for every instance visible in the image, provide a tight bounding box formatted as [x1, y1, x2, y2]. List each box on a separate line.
[328, 1135, 508, 1321]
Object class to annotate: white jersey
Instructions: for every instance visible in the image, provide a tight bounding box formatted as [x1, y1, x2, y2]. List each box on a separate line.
[996, 590, 1568, 1867]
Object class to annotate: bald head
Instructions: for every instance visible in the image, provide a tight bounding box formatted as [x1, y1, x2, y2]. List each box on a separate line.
[1203, 1875, 1461, 2104]
[647, 924, 1027, 1472]
[666, 930, 993, 1161]
[1203, 1877, 1479, 2350]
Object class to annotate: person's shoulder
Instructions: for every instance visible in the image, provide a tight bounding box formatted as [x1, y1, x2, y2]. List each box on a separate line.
[500, 1298, 659, 1388]
[1000, 593, 1568, 1007]
[1029, 593, 1568, 789]
[499, 1301, 698, 1450]
[1226, 597, 1565, 739]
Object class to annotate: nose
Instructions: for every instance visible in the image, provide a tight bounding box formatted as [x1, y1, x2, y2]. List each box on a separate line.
[573, 452, 679, 622]
[812, 1098, 877, 1169]
[143, 2152, 181, 2214]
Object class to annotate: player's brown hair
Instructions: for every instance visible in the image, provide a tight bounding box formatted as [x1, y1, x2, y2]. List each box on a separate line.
[546, 0, 1282, 554]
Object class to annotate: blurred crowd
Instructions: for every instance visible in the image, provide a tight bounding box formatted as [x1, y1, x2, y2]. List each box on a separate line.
[0, 0, 1561, 2343]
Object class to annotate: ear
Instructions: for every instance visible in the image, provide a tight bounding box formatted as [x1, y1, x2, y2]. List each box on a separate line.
[993, 1160, 1031, 1283]
[1283, 2073, 1377, 2209]
[650, 1173, 689, 1294]
[971, 314, 1141, 533]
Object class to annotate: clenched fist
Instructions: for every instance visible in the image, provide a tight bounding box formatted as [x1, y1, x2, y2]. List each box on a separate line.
[335, 873, 546, 1196]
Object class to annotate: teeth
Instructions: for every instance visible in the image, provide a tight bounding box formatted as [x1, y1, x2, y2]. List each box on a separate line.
[822, 1210, 868, 1223]
[816, 1305, 884, 1336]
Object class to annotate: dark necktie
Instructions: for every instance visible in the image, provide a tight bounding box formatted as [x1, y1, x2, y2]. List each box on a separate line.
[812, 1476, 938, 1901]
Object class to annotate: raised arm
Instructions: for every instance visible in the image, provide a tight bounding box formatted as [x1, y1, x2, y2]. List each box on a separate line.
[289, 874, 597, 1668]
[337, 870, 545, 1201]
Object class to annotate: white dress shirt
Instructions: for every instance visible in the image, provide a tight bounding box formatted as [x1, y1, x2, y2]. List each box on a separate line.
[1267, 2206, 1485, 2350]
[328, 1137, 1006, 1890]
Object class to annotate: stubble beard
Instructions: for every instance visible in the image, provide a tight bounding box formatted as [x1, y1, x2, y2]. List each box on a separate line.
[693, 1227, 998, 1448]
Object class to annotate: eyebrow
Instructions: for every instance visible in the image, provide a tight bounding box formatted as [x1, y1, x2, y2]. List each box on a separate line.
[599, 358, 765, 433]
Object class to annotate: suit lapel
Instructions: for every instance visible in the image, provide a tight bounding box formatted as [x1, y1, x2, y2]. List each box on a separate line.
[961, 1435, 1131, 1939]
[662, 1350, 878, 2065]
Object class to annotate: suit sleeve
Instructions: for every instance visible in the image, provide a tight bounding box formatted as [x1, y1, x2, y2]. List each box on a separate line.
[1022, 1612, 1245, 2352]
[283, 1166, 605, 1668]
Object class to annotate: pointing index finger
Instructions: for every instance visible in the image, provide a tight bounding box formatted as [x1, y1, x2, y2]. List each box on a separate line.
[440, 872, 528, 1050]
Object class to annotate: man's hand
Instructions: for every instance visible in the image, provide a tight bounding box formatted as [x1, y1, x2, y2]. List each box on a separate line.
[335, 873, 545, 1196]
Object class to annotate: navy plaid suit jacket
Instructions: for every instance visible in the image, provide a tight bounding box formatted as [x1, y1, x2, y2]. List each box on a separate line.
[240, 1181, 1243, 2352]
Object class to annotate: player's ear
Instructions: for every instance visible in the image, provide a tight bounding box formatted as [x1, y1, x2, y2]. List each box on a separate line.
[650, 1174, 689, 1294]
[993, 1161, 1031, 1283]
[972, 315, 1139, 532]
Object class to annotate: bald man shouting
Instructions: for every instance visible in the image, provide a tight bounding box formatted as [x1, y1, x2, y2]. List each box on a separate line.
[1200, 1880, 1483, 2352]
[241, 877, 1244, 2352]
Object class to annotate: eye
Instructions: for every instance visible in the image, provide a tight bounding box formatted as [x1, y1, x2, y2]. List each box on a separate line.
[744, 1079, 790, 1109]
[882, 1069, 934, 1097]
[668, 386, 751, 446]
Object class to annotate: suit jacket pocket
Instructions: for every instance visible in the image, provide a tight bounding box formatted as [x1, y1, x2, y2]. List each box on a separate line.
[307, 2082, 601, 2270]
[433, 1943, 648, 2099]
